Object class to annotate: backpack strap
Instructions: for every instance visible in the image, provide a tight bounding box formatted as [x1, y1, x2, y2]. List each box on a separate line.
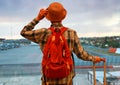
[60, 27, 68, 34]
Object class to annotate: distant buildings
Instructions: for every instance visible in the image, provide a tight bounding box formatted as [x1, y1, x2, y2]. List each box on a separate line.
[0, 38, 31, 51]
[0, 38, 5, 42]
[1, 36, 120, 51]
[80, 36, 120, 48]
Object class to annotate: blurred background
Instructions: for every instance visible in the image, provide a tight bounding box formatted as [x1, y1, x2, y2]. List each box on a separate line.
[0, 0, 120, 85]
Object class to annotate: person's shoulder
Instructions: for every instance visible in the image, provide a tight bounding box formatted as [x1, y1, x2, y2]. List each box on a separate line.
[65, 27, 76, 32]
[37, 28, 51, 33]
[37, 28, 47, 30]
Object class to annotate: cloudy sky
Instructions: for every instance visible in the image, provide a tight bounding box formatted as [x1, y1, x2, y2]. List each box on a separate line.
[0, 0, 120, 39]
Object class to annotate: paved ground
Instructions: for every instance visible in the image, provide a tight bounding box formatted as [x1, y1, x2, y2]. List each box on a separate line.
[0, 45, 120, 85]
[0, 45, 92, 85]
[0, 45, 42, 65]
[0, 74, 91, 85]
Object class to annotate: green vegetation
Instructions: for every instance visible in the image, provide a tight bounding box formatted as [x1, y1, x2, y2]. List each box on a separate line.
[80, 36, 120, 48]
[83, 45, 120, 57]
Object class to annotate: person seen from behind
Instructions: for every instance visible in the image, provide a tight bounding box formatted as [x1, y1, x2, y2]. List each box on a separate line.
[20, 2, 105, 85]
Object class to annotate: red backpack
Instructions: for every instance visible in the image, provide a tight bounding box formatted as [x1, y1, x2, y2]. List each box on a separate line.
[42, 27, 73, 79]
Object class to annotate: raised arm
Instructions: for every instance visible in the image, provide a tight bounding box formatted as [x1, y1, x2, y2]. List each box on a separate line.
[20, 9, 48, 43]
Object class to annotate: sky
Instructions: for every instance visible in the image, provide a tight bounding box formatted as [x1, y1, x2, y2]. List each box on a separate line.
[0, 0, 120, 39]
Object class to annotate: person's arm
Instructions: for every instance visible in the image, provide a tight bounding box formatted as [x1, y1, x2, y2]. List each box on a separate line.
[20, 9, 48, 43]
[20, 18, 40, 43]
[73, 31, 105, 63]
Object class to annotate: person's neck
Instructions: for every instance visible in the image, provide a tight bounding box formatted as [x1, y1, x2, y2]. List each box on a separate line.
[51, 22, 63, 28]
